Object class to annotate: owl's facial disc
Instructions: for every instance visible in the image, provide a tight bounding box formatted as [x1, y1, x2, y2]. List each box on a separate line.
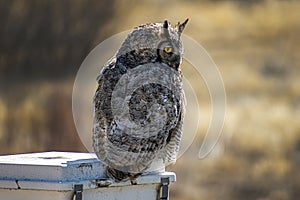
[157, 40, 181, 70]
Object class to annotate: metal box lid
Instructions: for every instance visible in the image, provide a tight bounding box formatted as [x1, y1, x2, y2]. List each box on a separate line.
[0, 152, 176, 191]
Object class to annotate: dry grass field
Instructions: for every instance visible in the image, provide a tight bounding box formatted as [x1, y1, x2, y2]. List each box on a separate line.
[0, 0, 299, 199]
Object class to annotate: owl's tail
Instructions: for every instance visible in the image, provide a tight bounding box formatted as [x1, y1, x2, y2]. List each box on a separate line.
[106, 167, 142, 184]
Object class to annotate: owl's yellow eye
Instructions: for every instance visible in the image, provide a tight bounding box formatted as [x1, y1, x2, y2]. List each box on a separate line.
[164, 47, 173, 54]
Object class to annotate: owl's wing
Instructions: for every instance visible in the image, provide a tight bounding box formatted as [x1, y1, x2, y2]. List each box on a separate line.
[93, 58, 118, 160]
[163, 89, 186, 164]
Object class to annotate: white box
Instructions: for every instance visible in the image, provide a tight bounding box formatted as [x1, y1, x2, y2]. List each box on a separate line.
[0, 152, 175, 200]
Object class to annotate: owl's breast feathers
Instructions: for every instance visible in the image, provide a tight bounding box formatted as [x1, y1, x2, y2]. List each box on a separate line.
[93, 58, 185, 175]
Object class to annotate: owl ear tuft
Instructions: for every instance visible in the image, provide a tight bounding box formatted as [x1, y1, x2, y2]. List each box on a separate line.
[162, 20, 170, 38]
[163, 20, 169, 29]
[177, 18, 189, 34]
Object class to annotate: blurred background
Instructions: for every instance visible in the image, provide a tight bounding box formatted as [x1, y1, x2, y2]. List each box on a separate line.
[0, 0, 299, 199]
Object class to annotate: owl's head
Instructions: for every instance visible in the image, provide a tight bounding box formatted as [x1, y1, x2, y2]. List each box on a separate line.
[116, 19, 188, 70]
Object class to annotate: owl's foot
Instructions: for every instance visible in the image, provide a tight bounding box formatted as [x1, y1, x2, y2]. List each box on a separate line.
[106, 166, 142, 184]
[129, 173, 142, 185]
[130, 178, 137, 185]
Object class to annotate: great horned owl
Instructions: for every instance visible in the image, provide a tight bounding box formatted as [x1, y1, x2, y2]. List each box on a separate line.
[93, 19, 188, 182]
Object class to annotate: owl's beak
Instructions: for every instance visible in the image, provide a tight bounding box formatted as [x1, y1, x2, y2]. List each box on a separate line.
[177, 18, 189, 33]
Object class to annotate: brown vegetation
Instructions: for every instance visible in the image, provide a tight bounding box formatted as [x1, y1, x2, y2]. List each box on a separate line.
[0, 0, 299, 199]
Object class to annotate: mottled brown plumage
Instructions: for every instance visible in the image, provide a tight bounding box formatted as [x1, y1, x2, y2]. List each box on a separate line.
[93, 19, 188, 182]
